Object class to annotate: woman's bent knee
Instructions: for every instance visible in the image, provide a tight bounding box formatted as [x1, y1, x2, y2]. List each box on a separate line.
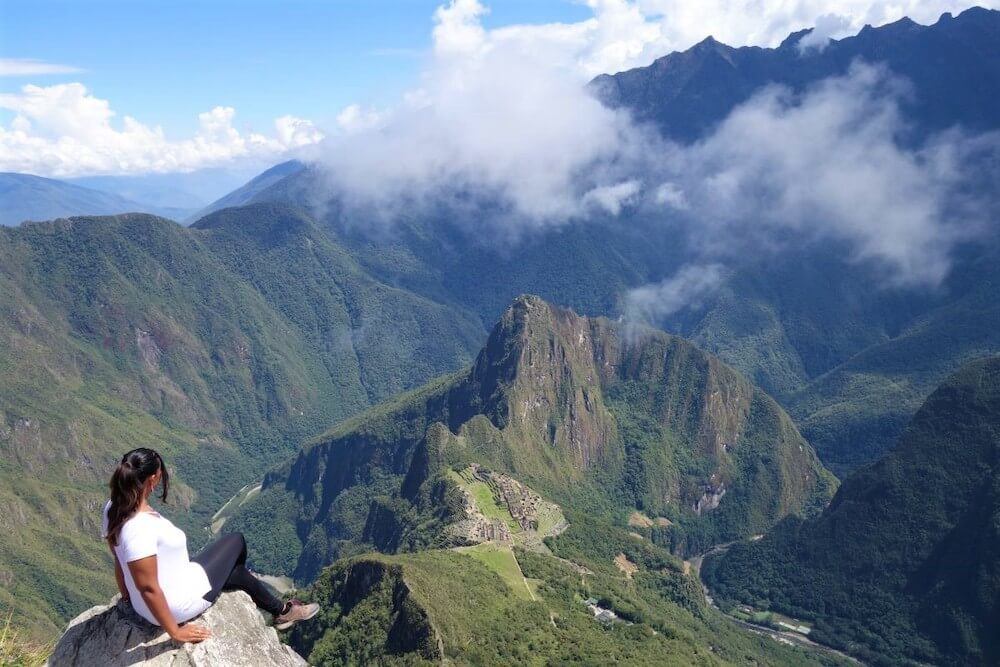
[220, 531, 246, 550]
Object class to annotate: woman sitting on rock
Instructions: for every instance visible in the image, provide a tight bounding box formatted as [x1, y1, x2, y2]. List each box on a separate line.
[102, 448, 318, 644]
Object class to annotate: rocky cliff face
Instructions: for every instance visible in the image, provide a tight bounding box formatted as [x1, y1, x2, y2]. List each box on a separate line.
[46, 592, 306, 667]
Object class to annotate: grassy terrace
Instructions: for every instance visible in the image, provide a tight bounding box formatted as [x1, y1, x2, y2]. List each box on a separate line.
[455, 542, 535, 601]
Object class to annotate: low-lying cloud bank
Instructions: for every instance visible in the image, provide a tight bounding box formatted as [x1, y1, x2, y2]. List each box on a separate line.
[654, 64, 995, 288]
[308, 1, 997, 298]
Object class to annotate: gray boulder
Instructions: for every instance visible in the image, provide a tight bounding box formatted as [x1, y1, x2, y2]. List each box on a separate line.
[46, 591, 307, 666]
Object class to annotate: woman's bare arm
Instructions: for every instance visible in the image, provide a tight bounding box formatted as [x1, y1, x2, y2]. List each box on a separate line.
[107, 542, 129, 602]
[127, 555, 211, 643]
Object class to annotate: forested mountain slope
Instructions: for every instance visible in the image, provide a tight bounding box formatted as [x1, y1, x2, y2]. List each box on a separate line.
[704, 356, 1000, 665]
[0, 207, 481, 636]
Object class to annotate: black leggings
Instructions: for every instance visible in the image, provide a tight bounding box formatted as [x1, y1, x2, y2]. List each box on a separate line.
[192, 532, 284, 616]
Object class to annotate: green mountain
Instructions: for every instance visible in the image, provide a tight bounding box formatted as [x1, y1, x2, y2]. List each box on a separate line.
[223, 295, 837, 664]
[282, 543, 836, 666]
[663, 244, 1000, 476]
[0, 206, 481, 637]
[782, 247, 1000, 474]
[703, 356, 1000, 665]
[229, 295, 835, 580]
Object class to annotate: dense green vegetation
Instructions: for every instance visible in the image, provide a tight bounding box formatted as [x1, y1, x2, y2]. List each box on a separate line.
[703, 357, 1000, 665]
[786, 248, 1000, 474]
[231, 295, 834, 583]
[286, 521, 842, 666]
[0, 207, 482, 637]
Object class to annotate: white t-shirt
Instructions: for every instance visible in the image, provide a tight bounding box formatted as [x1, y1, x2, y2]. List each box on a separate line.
[101, 501, 212, 626]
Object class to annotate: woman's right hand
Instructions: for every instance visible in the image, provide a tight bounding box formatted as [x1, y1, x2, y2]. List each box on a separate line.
[170, 623, 212, 644]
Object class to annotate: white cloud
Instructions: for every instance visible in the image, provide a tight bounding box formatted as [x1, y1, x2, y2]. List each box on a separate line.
[798, 14, 854, 52]
[432, 0, 489, 57]
[623, 61, 999, 316]
[659, 64, 992, 287]
[0, 83, 323, 177]
[276, 114, 325, 147]
[334, 104, 386, 134]
[0, 58, 83, 77]
[625, 264, 725, 324]
[654, 182, 688, 209]
[312, 2, 647, 225]
[584, 180, 641, 215]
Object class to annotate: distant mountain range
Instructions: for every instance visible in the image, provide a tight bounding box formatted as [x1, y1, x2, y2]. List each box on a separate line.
[1, 166, 268, 226]
[69, 166, 261, 219]
[0, 172, 185, 225]
[593, 6, 1000, 142]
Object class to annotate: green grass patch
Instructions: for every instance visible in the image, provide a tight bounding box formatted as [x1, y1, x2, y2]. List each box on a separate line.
[455, 543, 532, 601]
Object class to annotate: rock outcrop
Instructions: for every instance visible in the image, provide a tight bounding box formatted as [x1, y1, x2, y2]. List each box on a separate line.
[46, 591, 307, 666]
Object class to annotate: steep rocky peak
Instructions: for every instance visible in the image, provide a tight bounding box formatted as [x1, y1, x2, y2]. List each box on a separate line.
[465, 295, 616, 469]
[468, 296, 601, 409]
[464, 295, 758, 470]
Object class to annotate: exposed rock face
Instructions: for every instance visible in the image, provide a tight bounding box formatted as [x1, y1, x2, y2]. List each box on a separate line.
[693, 482, 726, 515]
[46, 592, 306, 667]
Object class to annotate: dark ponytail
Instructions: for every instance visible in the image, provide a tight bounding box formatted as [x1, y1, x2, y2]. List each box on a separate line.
[106, 448, 169, 546]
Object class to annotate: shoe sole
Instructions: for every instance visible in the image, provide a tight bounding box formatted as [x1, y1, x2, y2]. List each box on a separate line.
[275, 606, 319, 631]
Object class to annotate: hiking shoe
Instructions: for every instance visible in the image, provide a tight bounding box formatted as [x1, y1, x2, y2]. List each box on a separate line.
[274, 599, 319, 630]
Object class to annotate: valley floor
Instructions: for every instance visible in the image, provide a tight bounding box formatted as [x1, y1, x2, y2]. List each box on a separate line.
[693, 541, 862, 665]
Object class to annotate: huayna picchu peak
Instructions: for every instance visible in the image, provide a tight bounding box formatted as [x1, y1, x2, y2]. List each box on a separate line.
[227, 295, 836, 582]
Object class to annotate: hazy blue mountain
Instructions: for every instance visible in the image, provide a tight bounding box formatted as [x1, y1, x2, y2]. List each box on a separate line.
[0, 172, 169, 225]
[189, 160, 305, 222]
[70, 165, 264, 221]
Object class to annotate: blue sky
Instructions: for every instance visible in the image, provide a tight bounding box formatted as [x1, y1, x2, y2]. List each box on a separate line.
[0, 0, 990, 178]
[0, 0, 590, 134]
